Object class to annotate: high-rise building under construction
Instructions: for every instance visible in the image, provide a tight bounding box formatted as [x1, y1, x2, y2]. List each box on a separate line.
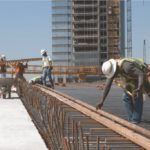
[52, 0, 125, 67]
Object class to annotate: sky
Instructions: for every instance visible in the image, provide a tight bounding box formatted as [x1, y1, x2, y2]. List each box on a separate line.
[132, 0, 150, 63]
[0, 0, 150, 63]
[0, 0, 51, 60]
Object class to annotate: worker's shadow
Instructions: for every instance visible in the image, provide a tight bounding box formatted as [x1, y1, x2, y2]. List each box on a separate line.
[4, 96, 20, 99]
[11, 97, 20, 99]
[141, 120, 150, 124]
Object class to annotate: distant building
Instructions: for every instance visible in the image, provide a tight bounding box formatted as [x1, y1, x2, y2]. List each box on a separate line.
[52, 0, 72, 66]
[52, 0, 125, 67]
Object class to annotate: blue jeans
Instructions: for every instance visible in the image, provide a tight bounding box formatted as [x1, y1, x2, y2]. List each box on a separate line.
[42, 67, 54, 87]
[123, 91, 143, 123]
[0, 73, 6, 78]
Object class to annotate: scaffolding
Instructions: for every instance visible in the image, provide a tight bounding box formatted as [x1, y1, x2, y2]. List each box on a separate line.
[72, 0, 99, 66]
[107, 0, 121, 59]
[126, 0, 132, 57]
[99, 0, 107, 64]
[72, 0, 124, 67]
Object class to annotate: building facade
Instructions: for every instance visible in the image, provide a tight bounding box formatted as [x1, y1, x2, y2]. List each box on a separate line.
[52, 0, 72, 66]
[52, 0, 125, 67]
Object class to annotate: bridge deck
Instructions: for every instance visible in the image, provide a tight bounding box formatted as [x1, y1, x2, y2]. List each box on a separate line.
[0, 83, 149, 149]
[56, 83, 150, 130]
[0, 94, 47, 150]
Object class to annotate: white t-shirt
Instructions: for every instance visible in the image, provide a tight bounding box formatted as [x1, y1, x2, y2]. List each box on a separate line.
[42, 56, 52, 67]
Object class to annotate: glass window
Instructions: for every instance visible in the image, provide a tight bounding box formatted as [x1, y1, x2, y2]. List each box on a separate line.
[100, 53, 107, 59]
[100, 8, 106, 13]
[100, 23, 106, 29]
[52, 8, 71, 15]
[52, 31, 71, 37]
[53, 39, 72, 45]
[100, 30, 107, 36]
[100, 1, 106, 5]
[53, 23, 71, 30]
[52, 22, 70, 25]
[52, 15, 71, 22]
[100, 46, 107, 52]
[53, 44, 71, 47]
[100, 16, 106, 21]
[52, 1, 72, 7]
[52, 46, 71, 52]
[53, 55, 70, 60]
[100, 38, 107, 44]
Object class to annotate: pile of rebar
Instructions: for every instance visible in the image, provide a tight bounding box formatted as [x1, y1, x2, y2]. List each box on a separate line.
[16, 80, 150, 150]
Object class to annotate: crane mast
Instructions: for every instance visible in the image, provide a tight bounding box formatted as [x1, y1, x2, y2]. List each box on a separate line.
[126, 0, 132, 57]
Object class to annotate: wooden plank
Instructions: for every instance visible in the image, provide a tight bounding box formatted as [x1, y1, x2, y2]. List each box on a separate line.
[37, 87, 150, 150]
[50, 88, 150, 139]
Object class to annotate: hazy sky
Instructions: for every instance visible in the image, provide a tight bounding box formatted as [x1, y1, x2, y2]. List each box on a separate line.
[0, 0, 150, 63]
[0, 1, 51, 60]
[132, 0, 150, 63]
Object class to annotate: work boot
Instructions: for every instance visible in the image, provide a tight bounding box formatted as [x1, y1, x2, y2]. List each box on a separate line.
[8, 92, 11, 99]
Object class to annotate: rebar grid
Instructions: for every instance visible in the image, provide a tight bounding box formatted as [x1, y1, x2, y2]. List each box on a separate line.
[16, 80, 147, 150]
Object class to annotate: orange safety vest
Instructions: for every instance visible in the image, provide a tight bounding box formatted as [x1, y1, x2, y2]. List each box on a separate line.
[15, 63, 25, 74]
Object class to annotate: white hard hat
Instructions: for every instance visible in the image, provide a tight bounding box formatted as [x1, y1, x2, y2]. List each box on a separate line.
[1, 54, 5, 58]
[102, 59, 117, 78]
[40, 49, 47, 55]
[1, 54, 6, 60]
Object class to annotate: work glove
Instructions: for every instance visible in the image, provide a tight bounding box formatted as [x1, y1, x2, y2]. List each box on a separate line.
[132, 88, 140, 100]
[96, 101, 104, 110]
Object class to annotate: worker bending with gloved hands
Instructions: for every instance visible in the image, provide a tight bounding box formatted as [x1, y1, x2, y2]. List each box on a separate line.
[96, 58, 150, 124]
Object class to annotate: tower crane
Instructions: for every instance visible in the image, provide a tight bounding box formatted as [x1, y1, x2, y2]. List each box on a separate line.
[126, 0, 132, 58]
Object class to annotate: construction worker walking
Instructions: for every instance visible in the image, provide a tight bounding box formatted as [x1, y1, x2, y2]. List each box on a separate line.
[41, 49, 54, 89]
[96, 58, 150, 124]
[0, 55, 7, 78]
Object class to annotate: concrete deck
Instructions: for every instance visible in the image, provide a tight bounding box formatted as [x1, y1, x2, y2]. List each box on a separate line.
[56, 84, 150, 130]
[0, 94, 47, 150]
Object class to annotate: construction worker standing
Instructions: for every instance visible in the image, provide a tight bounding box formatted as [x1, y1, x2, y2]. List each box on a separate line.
[0, 55, 7, 78]
[15, 62, 28, 81]
[96, 58, 150, 124]
[41, 49, 54, 89]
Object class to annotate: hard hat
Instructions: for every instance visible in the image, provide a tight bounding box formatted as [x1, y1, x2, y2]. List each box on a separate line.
[1, 54, 6, 60]
[102, 59, 117, 78]
[40, 49, 47, 55]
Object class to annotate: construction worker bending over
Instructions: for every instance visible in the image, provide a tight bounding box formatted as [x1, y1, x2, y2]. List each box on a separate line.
[0, 55, 7, 78]
[29, 76, 43, 85]
[96, 58, 150, 124]
[29, 76, 53, 88]
[15, 62, 28, 81]
[41, 49, 54, 89]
